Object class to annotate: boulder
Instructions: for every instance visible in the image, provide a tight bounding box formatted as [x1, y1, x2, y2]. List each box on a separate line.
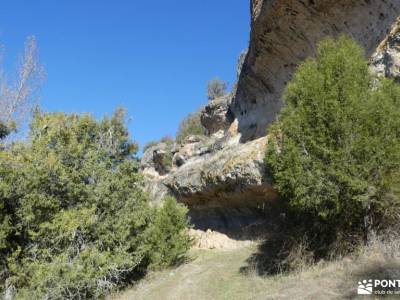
[201, 95, 234, 135]
[140, 142, 172, 176]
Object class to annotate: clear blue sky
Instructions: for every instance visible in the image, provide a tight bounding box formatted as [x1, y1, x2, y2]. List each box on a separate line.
[0, 1, 250, 150]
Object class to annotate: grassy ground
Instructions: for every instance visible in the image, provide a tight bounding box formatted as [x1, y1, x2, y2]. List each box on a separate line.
[110, 237, 400, 300]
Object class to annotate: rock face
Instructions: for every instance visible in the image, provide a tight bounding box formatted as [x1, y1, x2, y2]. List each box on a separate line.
[140, 142, 173, 176]
[233, 0, 400, 141]
[163, 136, 274, 207]
[141, 134, 273, 198]
[370, 17, 400, 81]
[201, 95, 234, 136]
[141, 0, 400, 239]
[141, 134, 276, 233]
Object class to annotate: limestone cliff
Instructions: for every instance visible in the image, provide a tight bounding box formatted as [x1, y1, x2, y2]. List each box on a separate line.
[141, 0, 400, 237]
[234, 0, 400, 141]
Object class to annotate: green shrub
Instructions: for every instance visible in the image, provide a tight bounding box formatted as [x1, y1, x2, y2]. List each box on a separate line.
[207, 78, 227, 101]
[266, 36, 400, 250]
[176, 110, 205, 143]
[143, 135, 174, 153]
[146, 196, 192, 269]
[0, 108, 191, 299]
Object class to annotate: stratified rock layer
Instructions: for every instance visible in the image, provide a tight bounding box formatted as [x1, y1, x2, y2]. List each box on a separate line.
[163, 136, 274, 207]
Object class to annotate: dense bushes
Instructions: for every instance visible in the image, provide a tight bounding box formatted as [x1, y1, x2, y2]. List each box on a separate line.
[176, 110, 206, 143]
[266, 36, 400, 252]
[0, 109, 191, 299]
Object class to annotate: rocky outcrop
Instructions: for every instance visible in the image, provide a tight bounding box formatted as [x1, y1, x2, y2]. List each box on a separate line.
[140, 142, 173, 176]
[233, 0, 400, 141]
[141, 134, 276, 234]
[200, 95, 234, 136]
[141, 0, 400, 239]
[172, 135, 210, 167]
[140, 134, 273, 200]
[163, 136, 274, 207]
[370, 17, 400, 81]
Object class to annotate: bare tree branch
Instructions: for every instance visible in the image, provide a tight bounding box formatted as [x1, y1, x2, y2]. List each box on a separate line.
[0, 36, 45, 134]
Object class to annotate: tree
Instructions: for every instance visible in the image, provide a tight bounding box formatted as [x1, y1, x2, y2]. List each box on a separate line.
[0, 109, 191, 299]
[0, 36, 44, 135]
[207, 78, 227, 101]
[266, 36, 400, 249]
[146, 196, 192, 269]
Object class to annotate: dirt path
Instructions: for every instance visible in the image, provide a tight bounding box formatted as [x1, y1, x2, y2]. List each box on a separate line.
[111, 241, 400, 300]
[111, 246, 263, 300]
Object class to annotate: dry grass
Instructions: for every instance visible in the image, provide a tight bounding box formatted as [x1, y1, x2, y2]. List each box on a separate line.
[110, 234, 400, 300]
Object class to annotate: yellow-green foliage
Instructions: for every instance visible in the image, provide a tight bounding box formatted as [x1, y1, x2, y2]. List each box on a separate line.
[0, 108, 191, 299]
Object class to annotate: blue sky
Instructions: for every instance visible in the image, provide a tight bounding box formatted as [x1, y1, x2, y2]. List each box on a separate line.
[0, 1, 250, 150]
